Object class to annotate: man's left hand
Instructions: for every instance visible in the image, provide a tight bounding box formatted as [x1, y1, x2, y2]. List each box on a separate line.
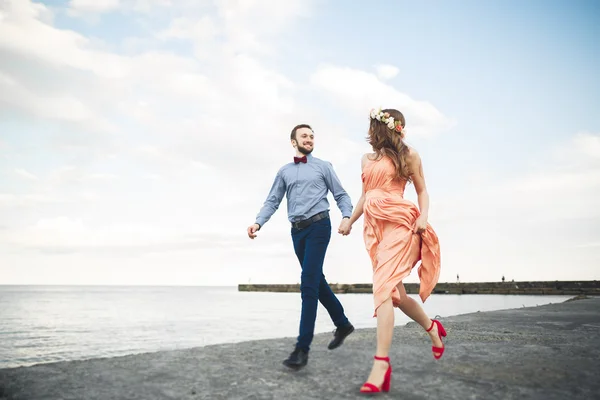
[338, 218, 352, 236]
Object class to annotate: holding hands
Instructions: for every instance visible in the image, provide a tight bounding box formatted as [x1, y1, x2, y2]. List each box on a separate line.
[338, 218, 352, 236]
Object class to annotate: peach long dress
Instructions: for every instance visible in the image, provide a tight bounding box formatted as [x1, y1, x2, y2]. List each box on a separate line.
[361, 155, 441, 317]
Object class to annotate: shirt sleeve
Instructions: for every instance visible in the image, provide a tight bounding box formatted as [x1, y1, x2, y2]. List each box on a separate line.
[323, 162, 353, 218]
[255, 170, 286, 228]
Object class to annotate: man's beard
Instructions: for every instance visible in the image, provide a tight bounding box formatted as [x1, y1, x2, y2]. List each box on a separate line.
[297, 145, 313, 155]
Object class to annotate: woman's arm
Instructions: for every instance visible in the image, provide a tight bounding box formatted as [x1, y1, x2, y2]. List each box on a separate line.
[348, 187, 365, 225]
[348, 153, 371, 224]
[338, 154, 369, 235]
[407, 149, 430, 231]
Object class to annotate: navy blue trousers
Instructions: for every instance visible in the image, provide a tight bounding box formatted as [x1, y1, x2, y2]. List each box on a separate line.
[291, 217, 349, 352]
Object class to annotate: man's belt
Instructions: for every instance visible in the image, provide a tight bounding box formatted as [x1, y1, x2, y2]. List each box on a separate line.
[292, 211, 329, 230]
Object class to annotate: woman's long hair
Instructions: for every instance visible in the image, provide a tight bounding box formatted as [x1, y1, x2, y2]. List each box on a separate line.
[367, 108, 412, 183]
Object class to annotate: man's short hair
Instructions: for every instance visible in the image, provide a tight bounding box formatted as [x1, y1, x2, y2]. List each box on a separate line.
[290, 124, 313, 141]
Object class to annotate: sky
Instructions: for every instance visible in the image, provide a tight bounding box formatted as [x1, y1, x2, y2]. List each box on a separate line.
[0, 0, 599, 286]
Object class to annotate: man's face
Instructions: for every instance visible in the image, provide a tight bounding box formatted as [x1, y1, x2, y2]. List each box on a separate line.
[293, 127, 314, 155]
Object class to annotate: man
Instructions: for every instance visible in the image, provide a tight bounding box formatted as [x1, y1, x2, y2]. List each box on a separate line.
[247, 124, 355, 370]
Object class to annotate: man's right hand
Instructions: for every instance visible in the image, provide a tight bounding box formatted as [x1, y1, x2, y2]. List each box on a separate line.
[247, 223, 260, 239]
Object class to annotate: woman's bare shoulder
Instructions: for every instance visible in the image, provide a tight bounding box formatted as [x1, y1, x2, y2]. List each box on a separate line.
[406, 146, 421, 164]
[361, 152, 378, 169]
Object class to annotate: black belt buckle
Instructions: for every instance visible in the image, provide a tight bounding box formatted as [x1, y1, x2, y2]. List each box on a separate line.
[293, 211, 329, 230]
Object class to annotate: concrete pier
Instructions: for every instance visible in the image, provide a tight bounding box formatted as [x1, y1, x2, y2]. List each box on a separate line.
[1, 296, 599, 399]
[238, 280, 600, 296]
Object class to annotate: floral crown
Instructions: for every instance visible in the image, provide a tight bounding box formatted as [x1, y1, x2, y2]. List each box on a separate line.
[369, 108, 404, 134]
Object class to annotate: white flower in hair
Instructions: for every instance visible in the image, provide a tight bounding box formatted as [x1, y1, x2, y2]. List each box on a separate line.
[387, 117, 395, 129]
[369, 107, 405, 135]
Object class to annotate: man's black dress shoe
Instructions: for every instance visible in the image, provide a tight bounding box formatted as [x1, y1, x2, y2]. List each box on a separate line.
[282, 348, 308, 370]
[328, 323, 355, 350]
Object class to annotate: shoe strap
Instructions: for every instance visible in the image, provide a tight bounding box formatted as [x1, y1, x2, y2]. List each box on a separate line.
[426, 320, 437, 332]
[374, 355, 390, 362]
[360, 383, 381, 393]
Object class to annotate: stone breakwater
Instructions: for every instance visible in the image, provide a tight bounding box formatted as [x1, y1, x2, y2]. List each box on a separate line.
[238, 280, 600, 295]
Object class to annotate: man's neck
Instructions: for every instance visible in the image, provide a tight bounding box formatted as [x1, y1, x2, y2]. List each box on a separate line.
[296, 151, 312, 158]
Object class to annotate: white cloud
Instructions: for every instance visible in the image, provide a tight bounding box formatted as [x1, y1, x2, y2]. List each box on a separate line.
[0, 192, 94, 208]
[574, 241, 600, 248]
[573, 132, 600, 159]
[68, 0, 120, 14]
[375, 64, 399, 80]
[156, 16, 218, 42]
[434, 132, 600, 222]
[0, 70, 113, 131]
[310, 65, 456, 137]
[1, 216, 238, 254]
[0, 0, 309, 163]
[0, 2, 130, 79]
[14, 168, 38, 181]
[424, 132, 600, 282]
[67, 0, 176, 15]
[0, 70, 17, 87]
[44, 166, 119, 185]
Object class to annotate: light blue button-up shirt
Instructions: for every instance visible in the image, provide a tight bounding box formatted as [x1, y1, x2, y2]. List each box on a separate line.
[255, 153, 353, 227]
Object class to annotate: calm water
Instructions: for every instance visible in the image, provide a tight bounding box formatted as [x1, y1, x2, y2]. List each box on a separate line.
[0, 285, 572, 369]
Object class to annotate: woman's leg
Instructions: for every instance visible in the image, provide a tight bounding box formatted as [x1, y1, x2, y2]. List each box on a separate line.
[396, 282, 443, 357]
[361, 296, 394, 390]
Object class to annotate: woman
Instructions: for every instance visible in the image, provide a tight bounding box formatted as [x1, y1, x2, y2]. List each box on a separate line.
[338, 108, 444, 394]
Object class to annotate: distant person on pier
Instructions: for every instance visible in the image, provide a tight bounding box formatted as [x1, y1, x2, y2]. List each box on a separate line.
[247, 124, 355, 370]
[338, 108, 444, 394]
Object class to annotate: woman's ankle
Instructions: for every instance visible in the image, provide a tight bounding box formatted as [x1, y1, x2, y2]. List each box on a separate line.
[427, 318, 437, 330]
[374, 353, 390, 360]
[372, 358, 390, 369]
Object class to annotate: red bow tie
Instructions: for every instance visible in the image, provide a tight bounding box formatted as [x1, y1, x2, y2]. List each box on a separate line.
[294, 156, 307, 164]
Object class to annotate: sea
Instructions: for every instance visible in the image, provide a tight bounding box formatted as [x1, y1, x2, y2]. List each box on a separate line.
[0, 285, 573, 369]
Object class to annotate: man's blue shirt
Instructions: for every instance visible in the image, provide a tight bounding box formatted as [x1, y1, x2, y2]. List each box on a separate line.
[255, 153, 353, 227]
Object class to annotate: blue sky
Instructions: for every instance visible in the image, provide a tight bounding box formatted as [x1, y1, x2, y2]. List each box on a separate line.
[0, 0, 599, 286]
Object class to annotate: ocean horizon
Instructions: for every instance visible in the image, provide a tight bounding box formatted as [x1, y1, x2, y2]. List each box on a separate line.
[0, 285, 574, 369]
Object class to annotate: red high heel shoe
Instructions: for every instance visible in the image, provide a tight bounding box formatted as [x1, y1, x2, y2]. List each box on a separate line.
[426, 319, 447, 359]
[359, 356, 392, 394]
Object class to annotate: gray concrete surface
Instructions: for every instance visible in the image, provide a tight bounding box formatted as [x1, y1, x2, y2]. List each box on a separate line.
[1, 297, 599, 400]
